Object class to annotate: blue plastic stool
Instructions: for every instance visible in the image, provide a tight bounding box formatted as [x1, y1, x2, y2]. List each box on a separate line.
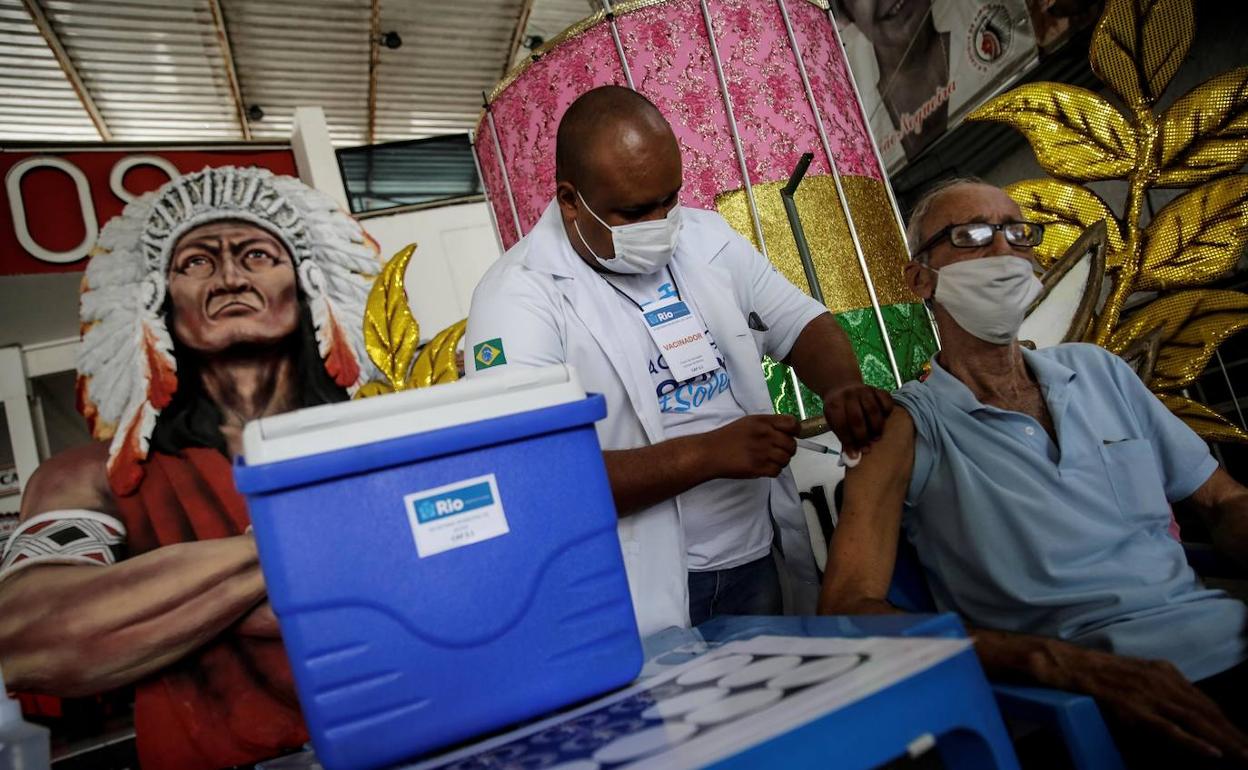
[887, 541, 1125, 770]
[697, 615, 1021, 770]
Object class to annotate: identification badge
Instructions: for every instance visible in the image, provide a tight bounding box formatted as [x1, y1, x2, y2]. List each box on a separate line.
[641, 300, 719, 382]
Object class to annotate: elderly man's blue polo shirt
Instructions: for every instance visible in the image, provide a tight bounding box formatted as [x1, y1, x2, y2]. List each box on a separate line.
[892, 343, 1247, 681]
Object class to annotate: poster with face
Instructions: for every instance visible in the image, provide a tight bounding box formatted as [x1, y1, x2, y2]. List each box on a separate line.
[1024, 0, 1103, 52]
[831, 0, 1039, 172]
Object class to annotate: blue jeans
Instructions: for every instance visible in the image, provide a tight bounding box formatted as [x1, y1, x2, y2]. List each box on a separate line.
[687, 553, 782, 627]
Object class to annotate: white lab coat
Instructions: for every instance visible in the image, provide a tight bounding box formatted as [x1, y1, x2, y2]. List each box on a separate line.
[466, 200, 826, 636]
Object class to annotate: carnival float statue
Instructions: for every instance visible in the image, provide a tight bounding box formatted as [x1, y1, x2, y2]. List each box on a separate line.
[0, 167, 386, 770]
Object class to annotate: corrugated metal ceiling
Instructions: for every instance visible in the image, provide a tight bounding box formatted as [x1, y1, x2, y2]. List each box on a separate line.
[0, 0, 99, 141]
[0, 0, 587, 148]
[225, 0, 370, 146]
[510, 0, 593, 67]
[44, 0, 241, 141]
[375, 0, 523, 143]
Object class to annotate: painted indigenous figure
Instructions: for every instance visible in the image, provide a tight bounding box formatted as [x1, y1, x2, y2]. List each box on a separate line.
[0, 167, 380, 769]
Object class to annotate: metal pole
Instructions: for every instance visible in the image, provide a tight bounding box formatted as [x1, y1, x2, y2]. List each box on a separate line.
[777, 0, 835, 191]
[601, 0, 636, 90]
[21, 0, 112, 141]
[483, 92, 524, 238]
[1215, 350, 1247, 430]
[781, 0, 901, 387]
[1189, 383, 1228, 464]
[698, 0, 768, 259]
[780, 152, 824, 305]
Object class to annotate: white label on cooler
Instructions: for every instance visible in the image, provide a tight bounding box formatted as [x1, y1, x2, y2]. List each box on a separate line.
[404, 473, 509, 558]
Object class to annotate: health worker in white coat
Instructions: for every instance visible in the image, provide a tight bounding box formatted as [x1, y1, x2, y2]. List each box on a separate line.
[466, 86, 892, 637]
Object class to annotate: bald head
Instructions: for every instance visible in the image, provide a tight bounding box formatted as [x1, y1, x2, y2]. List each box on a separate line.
[553, 85, 684, 269]
[555, 86, 677, 187]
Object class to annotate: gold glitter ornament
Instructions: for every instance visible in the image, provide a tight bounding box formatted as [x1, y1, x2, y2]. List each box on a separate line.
[968, 0, 1248, 443]
[1137, 175, 1248, 292]
[1106, 290, 1248, 392]
[1005, 178, 1125, 270]
[715, 174, 915, 314]
[1156, 394, 1248, 444]
[363, 243, 421, 392]
[968, 83, 1137, 182]
[1089, 0, 1193, 110]
[358, 243, 465, 396]
[408, 320, 467, 389]
[1156, 67, 1248, 187]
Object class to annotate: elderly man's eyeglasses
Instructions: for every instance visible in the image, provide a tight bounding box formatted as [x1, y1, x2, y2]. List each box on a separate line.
[914, 221, 1045, 259]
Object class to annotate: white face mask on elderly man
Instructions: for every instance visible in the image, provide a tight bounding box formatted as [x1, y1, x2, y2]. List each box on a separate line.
[929, 255, 1044, 345]
[574, 190, 683, 275]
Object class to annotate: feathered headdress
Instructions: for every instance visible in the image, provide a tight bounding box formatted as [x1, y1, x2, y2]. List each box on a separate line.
[76, 166, 381, 495]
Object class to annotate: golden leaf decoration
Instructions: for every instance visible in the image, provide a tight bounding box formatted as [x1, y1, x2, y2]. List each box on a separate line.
[966, 84, 1136, 182]
[1006, 178, 1125, 268]
[354, 380, 395, 400]
[1106, 290, 1248, 391]
[408, 319, 467, 389]
[1090, 0, 1195, 109]
[363, 243, 421, 389]
[1117, 325, 1163, 383]
[1138, 175, 1248, 292]
[1156, 67, 1248, 187]
[1156, 393, 1248, 444]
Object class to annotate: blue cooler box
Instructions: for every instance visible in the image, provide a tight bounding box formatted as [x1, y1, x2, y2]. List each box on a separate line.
[234, 365, 643, 770]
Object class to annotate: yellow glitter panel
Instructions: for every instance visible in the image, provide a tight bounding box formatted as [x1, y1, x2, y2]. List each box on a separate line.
[1157, 393, 1248, 444]
[362, 243, 421, 393]
[408, 320, 467, 389]
[358, 244, 466, 396]
[1004, 178, 1125, 270]
[1156, 68, 1248, 187]
[1090, 0, 1194, 109]
[714, 174, 915, 314]
[1106, 289, 1248, 392]
[1137, 175, 1248, 292]
[967, 83, 1137, 183]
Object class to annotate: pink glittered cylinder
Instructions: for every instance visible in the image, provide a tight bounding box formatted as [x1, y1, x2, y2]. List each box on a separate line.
[475, 0, 885, 248]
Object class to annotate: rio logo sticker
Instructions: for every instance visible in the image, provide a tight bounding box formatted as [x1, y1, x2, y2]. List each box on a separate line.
[404, 474, 509, 558]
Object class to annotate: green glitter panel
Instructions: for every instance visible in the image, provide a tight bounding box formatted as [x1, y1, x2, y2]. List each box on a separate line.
[764, 302, 938, 417]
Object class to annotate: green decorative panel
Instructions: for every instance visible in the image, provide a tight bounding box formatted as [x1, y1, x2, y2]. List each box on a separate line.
[763, 302, 937, 417]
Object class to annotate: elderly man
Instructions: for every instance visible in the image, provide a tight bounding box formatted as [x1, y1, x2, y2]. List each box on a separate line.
[0, 167, 378, 770]
[819, 178, 1248, 767]
[467, 86, 891, 634]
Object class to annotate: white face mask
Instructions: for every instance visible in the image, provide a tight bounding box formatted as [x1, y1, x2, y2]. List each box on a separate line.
[574, 190, 682, 275]
[928, 255, 1044, 345]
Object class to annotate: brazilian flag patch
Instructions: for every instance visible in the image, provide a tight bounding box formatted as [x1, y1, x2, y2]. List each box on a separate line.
[473, 338, 507, 370]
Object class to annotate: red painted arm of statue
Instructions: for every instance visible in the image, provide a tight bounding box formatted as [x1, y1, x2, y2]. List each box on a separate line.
[0, 443, 268, 697]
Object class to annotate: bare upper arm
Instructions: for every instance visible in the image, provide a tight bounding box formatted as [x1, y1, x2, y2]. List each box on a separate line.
[1176, 467, 1245, 525]
[19, 442, 115, 520]
[819, 407, 916, 611]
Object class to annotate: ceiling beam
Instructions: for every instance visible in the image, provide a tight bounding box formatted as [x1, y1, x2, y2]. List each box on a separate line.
[207, 0, 251, 141]
[367, 0, 380, 145]
[503, 0, 537, 77]
[20, 0, 112, 141]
